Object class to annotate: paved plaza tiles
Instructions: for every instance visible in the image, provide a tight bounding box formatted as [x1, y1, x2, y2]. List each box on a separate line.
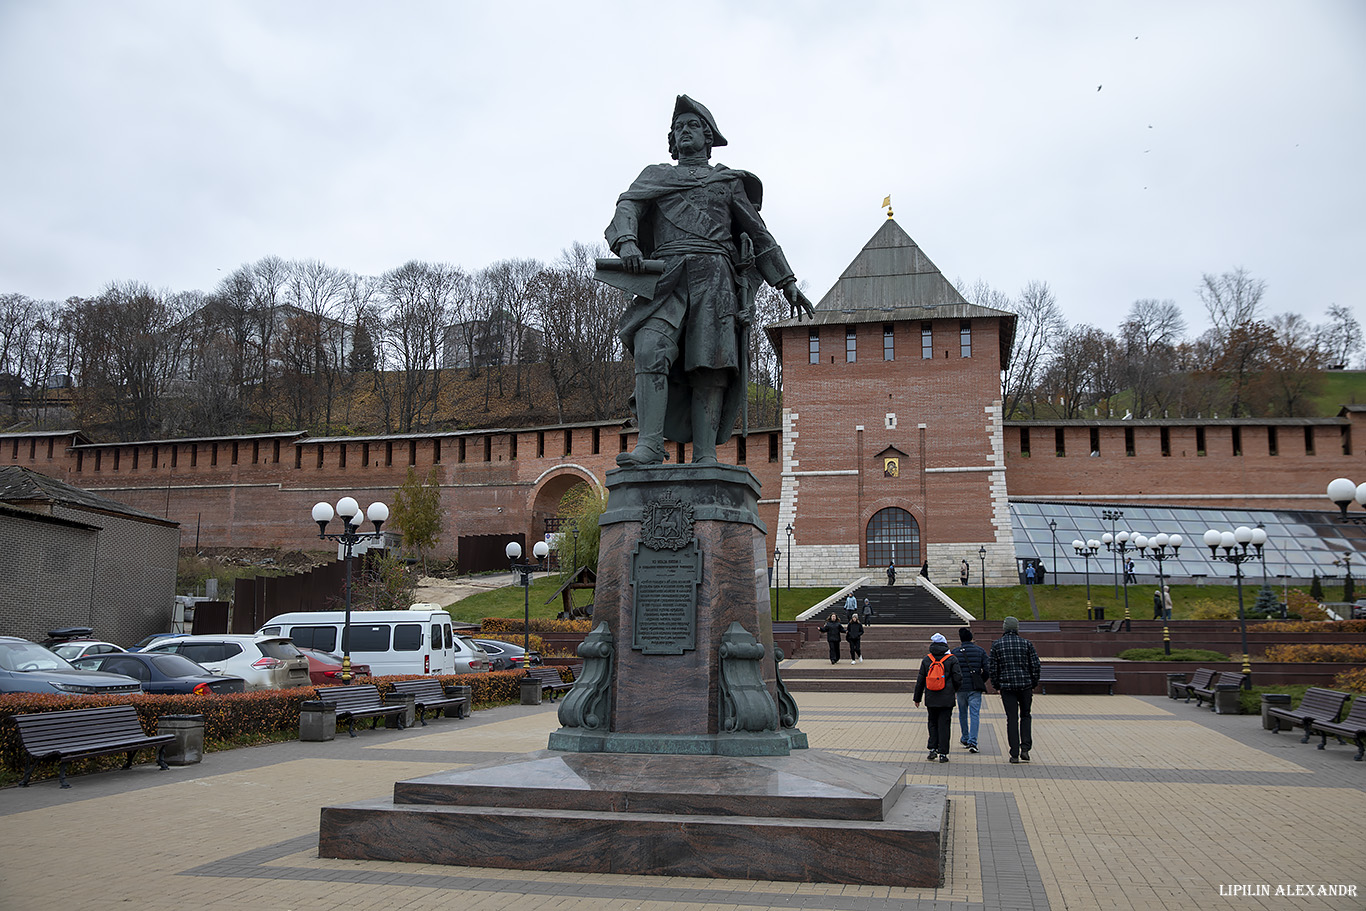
[2, 685, 1363, 911]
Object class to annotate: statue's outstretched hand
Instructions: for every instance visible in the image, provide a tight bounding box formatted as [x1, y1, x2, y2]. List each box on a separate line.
[783, 283, 815, 321]
[618, 241, 644, 274]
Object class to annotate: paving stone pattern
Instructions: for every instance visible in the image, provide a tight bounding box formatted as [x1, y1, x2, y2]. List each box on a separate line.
[1, 691, 1362, 910]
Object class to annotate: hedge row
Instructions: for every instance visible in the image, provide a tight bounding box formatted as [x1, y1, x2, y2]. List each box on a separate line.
[1333, 668, 1366, 693]
[1258, 619, 1366, 633]
[1262, 643, 1366, 663]
[471, 632, 547, 653]
[0, 668, 555, 781]
[480, 617, 591, 634]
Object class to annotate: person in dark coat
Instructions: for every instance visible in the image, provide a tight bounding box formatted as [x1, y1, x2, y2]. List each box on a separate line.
[887, 562, 896, 585]
[952, 627, 990, 752]
[845, 614, 864, 664]
[818, 613, 843, 664]
[987, 616, 1042, 763]
[920, 560, 930, 579]
[913, 632, 963, 762]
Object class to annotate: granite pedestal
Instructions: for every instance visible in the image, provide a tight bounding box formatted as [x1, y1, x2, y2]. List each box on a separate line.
[318, 464, 945, 885]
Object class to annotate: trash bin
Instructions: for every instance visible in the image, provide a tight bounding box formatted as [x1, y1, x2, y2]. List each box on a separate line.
[443, 684, 472, 719]
[1093, 606, 1105, 621]
[300, 700, 336, 742]
[156, 714, 205, 765]
[521, 678, 543, 705]
[1213, 683, 1241, 715]
[1261, 693, 1292, 730]
[384, 692, 415, 728]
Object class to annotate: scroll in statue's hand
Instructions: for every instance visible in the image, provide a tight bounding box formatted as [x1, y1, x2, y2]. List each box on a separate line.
[618, 242, 644, 274]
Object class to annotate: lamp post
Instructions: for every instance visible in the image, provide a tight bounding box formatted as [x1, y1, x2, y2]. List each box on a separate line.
[773, 548, 781, 622]
[1102, 509, 1124, 598]
[1204, 526, 1265, 688]
[571, 521, 580, 574]
[311, 496, 389, 683]
[977, 545, 987, 620]
[1134, 532, 1182, 656]
[506, 539, 551, 653]
[1072, 538, 1100, 620]
[1048, 518, 1058, 590]
[1103, 530, 1134, 630]
[1332, 552, 1355, 605]
[785, 523, 793, 590]
[1326, 477, 1366, 523]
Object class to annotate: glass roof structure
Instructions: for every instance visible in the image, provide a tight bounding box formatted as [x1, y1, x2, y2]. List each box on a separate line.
[1009, 500, 1365, 584]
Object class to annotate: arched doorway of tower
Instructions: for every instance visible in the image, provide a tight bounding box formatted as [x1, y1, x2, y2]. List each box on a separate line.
[866, 507, 921, 568]
[530, 467, 600, 571]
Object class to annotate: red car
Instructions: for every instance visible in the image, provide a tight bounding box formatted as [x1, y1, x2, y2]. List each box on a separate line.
[298, 648, 372, 685]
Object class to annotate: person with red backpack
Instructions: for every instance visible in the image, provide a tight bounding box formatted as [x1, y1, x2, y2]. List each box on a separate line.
[913, 632, 963, 762]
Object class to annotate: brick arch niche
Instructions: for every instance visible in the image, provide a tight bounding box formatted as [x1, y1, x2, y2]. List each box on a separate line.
[530, 469, 598, 550]
[865, 506, 921, 569]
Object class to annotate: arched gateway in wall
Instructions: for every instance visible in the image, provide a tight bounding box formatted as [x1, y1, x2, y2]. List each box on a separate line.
[866, 506, 920, 568]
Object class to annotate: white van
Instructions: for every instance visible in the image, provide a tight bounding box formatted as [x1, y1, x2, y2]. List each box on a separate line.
[259, 606, 460, 677]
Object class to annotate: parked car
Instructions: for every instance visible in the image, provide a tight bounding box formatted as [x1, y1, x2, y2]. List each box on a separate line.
[143, 635, 311, 691]
[296, 647, 372, 686]
[1353, 600, 1366, 620]
[70, 652, 246, 695]
[472, 639, 540, 671]
[0, 636, 142, 695]
[127, 633, 180, 652]
[259, 608, 458, 676]
[48, 639, 126, 660]
[455, 636, 492, 673]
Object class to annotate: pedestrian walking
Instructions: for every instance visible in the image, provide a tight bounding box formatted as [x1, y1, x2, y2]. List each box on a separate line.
[1124, 559, 1137, 584]
[952, 627, 990, 753]
[818, 613, 844, 665]
[846, 614, 864, 664]
[960, 559, 970, 586]
[987, 616, 1041, 763]
[887, 562, 896, 585]
[1152, 589, 1163, 620]
[1161, 584, 1173, 620]
[843, 592, 858, 620]
[920, 560, 930, 580]
[861, 596, 873, 626]
[1025, 562, 1036, 585]
[913, 633, 963, 763]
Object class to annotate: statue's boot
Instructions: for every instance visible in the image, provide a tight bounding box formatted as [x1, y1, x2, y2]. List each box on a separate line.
[690, 383, 725, 464]
[616, 372, 669, 466]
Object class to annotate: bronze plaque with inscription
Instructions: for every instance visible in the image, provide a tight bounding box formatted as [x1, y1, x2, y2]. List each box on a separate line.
[631, 541, 700, 654]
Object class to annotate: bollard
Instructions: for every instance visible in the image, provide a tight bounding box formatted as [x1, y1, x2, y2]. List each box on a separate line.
[1213, 683, 1241, 715]
[1261, 693, 1292, 730]
[300, 700, 336, 742]
[156, 714, 205, 765]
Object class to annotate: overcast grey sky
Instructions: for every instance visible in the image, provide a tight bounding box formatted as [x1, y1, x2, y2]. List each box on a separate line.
[1, 1, 1362, 334]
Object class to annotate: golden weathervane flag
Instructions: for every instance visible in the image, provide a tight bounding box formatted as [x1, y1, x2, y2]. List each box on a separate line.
[881, 195, 891, 208]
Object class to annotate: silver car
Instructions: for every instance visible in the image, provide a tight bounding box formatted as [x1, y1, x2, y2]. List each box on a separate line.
[0, 637, 142, 695]
[144, 634, 311, 691]
[454, 636, 492, 673]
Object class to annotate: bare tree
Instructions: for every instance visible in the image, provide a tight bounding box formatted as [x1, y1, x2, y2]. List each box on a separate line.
[1198, 268, 1266, 343]
[1321, 304, 1363, 369]
[283, 259, 352, 431]
[749, 282, 788, 428]
[376, 261, 461, 433]
[967, 279, 1063, 418]
[1119, 299, 1186, 418]
[1038, 324, 1105, 419]
[1257, 312, 1324, 416]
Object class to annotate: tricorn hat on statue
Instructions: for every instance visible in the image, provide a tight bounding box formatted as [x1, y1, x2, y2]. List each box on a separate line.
[672, 94, 727, 147]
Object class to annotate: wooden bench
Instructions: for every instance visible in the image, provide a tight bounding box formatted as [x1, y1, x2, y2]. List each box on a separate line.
[1168, 667, 1215, 702]
[1190, 671, 1246, 709]
[1019, 621, 1061, 633]
[316, 683, 407, 737]
[1308, 697, 1366, 761]
[1268, 688, 1351, 744]
[1039, 664, 1116, 694]
[1095, 619, 1124, 633]
[13, 704, 174, 788]
[526, 665, 578, 701]
[390, 678, 470, 725]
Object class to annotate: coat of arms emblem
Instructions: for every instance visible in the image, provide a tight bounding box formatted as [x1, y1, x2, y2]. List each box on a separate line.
[640, 497, 694, 550]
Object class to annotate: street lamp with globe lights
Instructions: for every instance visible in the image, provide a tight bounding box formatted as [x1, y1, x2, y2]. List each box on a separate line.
[1101, 508, 1124, 598]
[772, 548, 781, 621]
[784, 523, 793, 590]
[1326, 477, 1366, 524]
[1103, 530, 1135, 629]
[1134, 532, 1182, 655]
[977, 545, 987, 620]
[1047, 518, 1058, 589]
[506, 540, 551, 653]
[1072, 538, 1101, 619]
[1204, 525, 1266, 688]
[311, 497, 390, 683]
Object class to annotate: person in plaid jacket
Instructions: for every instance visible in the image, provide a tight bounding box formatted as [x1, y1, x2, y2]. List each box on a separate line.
[987, 616, 1041, 763]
